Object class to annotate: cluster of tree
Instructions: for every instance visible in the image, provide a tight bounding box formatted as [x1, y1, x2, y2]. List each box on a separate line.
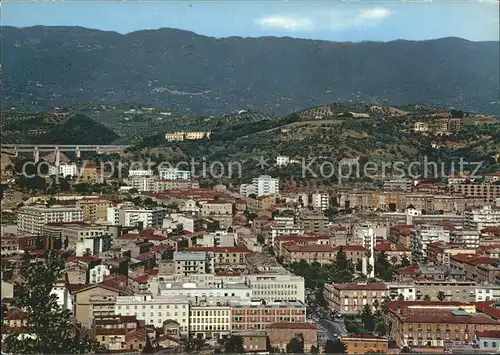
[360, 304, 390, 336]
[374, 251, 410, 282]
[289, 248, 355, 289]
[4, 252, 102, 353]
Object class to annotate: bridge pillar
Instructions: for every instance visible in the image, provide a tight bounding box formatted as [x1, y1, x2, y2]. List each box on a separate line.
[33, 147, 39, 163]
[76, 147, 81, 159]
[55, 146, 60, 167]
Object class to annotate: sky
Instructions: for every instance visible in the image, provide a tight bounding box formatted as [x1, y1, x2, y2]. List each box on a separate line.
[1, 0, 499, 42]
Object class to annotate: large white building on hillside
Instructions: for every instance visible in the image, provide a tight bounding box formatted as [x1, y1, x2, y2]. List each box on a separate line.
[17, 205, 84, 234]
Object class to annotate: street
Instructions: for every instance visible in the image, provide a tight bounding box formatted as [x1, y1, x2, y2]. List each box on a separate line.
[305, 290, 348, 341]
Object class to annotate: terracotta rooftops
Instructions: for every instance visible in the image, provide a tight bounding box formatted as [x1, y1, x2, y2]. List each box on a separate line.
[267, 322, 317, 330]
[333, 282, 388, 291]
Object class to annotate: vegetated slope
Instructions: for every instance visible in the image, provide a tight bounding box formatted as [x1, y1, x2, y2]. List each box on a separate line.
[2, 26, 499, 115]
[1, 113, 119, 145]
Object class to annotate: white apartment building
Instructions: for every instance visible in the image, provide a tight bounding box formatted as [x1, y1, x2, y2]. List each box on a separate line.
[158, 168, 191, 181]
[465, 205, 500, 231]
[157, 281, 252, 301]
[240, 176, 279, 197]
[50, 281, 73, 313]
[173, 251, 213, 276]
[128, 169, 154, 177]
[17, 205, 84, 234]
[253, 175, 279, 197]
[312, 193, 330, 210]
[190, 300, 232, 338]
[128, 177, 154, 192]
[106, 207, 166, 228]
[75, 234, 112, 256]
[269, 223, 304, 245]
[411, 224, 451, 262]
[276, 156, 291, 167]
[194, 231, 236, 248]
[114, 295, 190, 333]
[89, 264, 111, 284]
[245, 274, 305, 303]
[239, 184, 257, 197]
[450, 230, 480, 249]
[49, 164, 78, 178]
[475, 285, 500, 302]
[386, 283, 416, 301]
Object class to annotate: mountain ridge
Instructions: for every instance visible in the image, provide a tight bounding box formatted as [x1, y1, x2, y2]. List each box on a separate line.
[2, 25, 499, 115]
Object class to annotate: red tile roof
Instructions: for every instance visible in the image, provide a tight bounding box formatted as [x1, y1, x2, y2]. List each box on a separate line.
[182, 246, 251, 253]
[477, 330, 500, 338]
[375, 243, 410, 252]
[333, 244, 366, 252]
[283, 244, 335, 253]
[343, 334, 387, 340]
[66, 255, 101, 263]
[333, 283, 387, 291]
[394, 265, 420, 274]
[475, 301, 500, 319]
[267, 322, 317, 330]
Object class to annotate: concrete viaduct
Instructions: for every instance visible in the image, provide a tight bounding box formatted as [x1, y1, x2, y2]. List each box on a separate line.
[0, 144, 130, 164]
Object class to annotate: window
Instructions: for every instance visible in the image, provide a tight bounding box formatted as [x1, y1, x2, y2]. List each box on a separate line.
[493, 342, 497, 348]
[484, 342, 489, 347]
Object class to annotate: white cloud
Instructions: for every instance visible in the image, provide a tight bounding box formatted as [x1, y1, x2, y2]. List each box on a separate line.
[357, 8, 391, 21]
[254, 15, 315, 31]
[254, 7, 392, 32]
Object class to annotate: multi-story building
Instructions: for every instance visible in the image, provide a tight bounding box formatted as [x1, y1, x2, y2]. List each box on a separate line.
[374, 243, 412, 264]
[17, 205, 84, 234]
[426, 242, 476, 266]
[182, 246, 251, 272]
[201, 200, 233, 216]
[266, 322, 317, 352]
[241, 175, 279, 197]
[76, 198, 114, 222]
[157, 281, 252, 301]
[299, 212, 330, 235]
[128, 169, 154, 177]
[189, 299, 232, 339]
[311, 193, 329, 210]
[165, 131, 211, 142]
[173, 251, 213, 276]
[231, 300, 306, 331]
[477, 330, 500, 352]
[106, 207, 166, 228]
[450, 230, 480, 249]
[267, 223, 304, 245]
[323, 283, 388, 314]
[451, 183, 500, 202]
[49, 163, 79, 178]
[342, 334, 388, 354]
[79, 163, 101, 183]
[245, 274, 305, 303]
[387, 301, 500, 348]
[383, 179, 413, 192]
[158, 168, 192, 181]
[114, 295, 190, 333]
[411, 224, 451, 262]
[465, 205, 500, 231]
[282, 244, 336, 265]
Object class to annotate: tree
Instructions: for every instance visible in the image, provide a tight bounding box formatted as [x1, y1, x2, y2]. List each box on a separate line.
[375, 251, 394, 281]
[437, 291, 446, 302]
[361, 304, 375, 331]
[400, 254, 411, 267]
[311, 345, 319, 353]
[329, 248, 355, 283]
[286, 337, 304, 353]
[143, 334, 154, 353]
[4, 251, 102, 354]
[224, 335, 245, 353]
[423, 294, 431, 301]
[398, 294, 405, 301]
[257, 233, 265, 244]
[324, 339, 347, 354]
